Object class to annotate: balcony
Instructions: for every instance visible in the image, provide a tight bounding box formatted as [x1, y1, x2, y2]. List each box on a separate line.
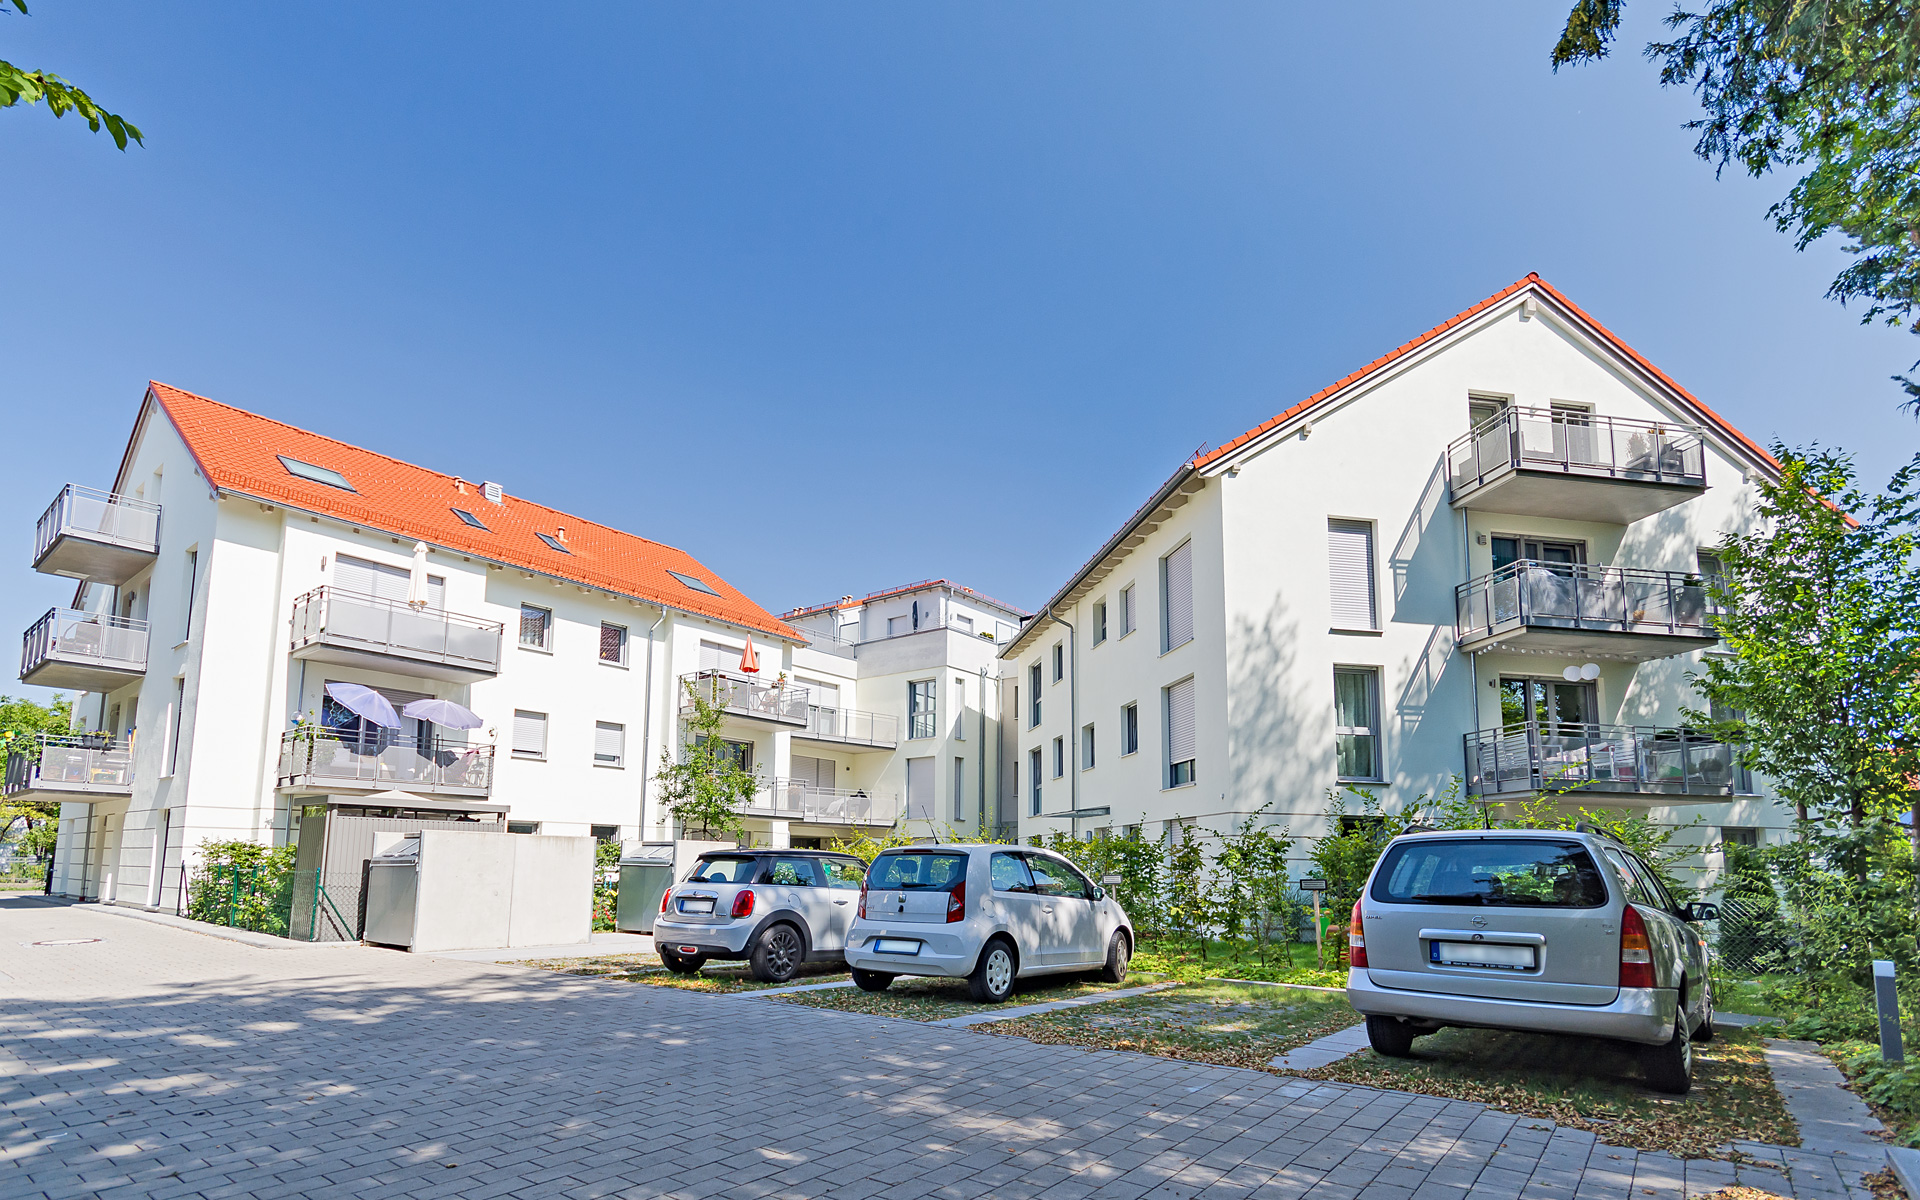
[21, 608, 149, 691]
[3, 734, 133, 799]
[33, 485, 161, 585]
[679, 671, 810, 727]
[738, 778, 902, 827]
[276, 730, 494, 797]
[795, 704, 899, 751]
[1448, 408, 1708, 523]
[1455, 562, 1717, 662]
[1465, 724, 1744, 804]
[290, 587, 503, 681]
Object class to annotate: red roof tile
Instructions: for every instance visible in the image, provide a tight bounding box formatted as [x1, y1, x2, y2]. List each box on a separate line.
[143, 382, 803, 642]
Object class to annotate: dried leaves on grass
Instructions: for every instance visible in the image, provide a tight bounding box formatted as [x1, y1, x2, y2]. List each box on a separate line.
[519, 953, 848, 994]
[1860, 1167, 1904, 1200]
[981, 982, 1359, 1071]
[1693, 1189, 1792, 1200]
[1305, 1025, 1796, 1159]
[773, 973, 1137, 1021]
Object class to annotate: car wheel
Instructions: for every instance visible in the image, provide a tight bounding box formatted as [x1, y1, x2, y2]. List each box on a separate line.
[1642, 1013, 1694, 1095]
[749, 923, 804, 983]
[851, 968, 894, 993]
[1693, 980, 1716, 1043]
[1098, 931, 1131, 984]
[968, 938, 1017, 1003]
[661, 949, 704, 975]
[1365, 1016, 1418, 1058]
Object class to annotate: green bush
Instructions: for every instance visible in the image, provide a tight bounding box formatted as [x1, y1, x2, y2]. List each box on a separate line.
[185, 839, 297, 936]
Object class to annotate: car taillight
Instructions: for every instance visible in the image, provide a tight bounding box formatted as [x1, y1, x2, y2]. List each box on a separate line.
[947, 880, 966, 923]
[1348, 900, 1367, 968]
[731, 889, 755, 919]
[1619, 904, 1655, 988]
[857, 882, 868, 920]
[660, 888, 673, 914]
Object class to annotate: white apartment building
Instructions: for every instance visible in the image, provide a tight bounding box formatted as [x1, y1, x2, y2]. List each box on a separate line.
[1001, 274, 1788, 875]
[13, 383, 938, 912]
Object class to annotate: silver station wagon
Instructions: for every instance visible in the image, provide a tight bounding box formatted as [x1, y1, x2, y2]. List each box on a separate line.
[1345, 827, 1717, 1094]
[843, 844, 1134, 1002]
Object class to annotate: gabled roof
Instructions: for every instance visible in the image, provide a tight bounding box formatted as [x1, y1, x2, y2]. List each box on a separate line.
[136, 382, 803, 642]
[781, 579, 1029, 622]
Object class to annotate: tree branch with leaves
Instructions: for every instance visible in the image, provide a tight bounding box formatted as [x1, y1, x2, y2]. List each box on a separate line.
[2, 1, 142, 149]
[654, 680, 756, 843]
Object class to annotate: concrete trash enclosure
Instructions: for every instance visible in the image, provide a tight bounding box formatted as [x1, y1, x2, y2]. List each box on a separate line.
[361, 827, 594, 952]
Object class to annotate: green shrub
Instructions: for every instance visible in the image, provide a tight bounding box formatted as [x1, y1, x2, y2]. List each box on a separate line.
[185, 839, 297, 936]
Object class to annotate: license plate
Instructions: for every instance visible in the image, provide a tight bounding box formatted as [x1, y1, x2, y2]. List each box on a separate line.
[873, 938, 922, 955]
[1431, 940, 1535, 970]
[679, 898, 714, 914]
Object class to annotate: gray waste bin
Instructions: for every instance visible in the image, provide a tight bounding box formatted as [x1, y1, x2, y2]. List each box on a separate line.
[615, 843, 676, 934]
[362, 836, 420, 948]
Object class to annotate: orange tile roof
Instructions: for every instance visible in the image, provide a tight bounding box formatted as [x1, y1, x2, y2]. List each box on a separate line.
[141, 382, 804, 642]
[780, 578, 1029, 621]
[1192, 273, 1783, 473]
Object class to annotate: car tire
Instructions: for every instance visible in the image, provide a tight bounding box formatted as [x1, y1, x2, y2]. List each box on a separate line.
[1642, 1013, 1694, 1095]
[968, 938, 1017, 1004]
[1693, 981, 1716, 1042]
[1098, 931, 1131, 984]
[1365, 1016, 1418, 1058]
[661, 949, 704, 975]
[749, 923, 805, 984]
[851, 968, 894, 993]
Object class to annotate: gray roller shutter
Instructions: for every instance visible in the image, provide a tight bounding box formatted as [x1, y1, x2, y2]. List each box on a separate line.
[1327, 519, 1377, 630]
[1162, 542, 1193, 650]
[334, 553, 444, 609]
[1166, 678, 1196, 764]
[512, 710, 548, 758]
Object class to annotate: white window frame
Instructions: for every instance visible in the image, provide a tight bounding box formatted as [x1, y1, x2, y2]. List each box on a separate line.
[599, 622, 629, 667]
[1052, 642, 1064, 683]
[181, 548, 199, 644]
[1120, 702, 1139, 757]
[953, 757, 965, 823]
[1334, 666, 1382, 782]
[1092, 599, 1108, 645]
[907, 678, 937, 740]
[593, 720, 625, 768]
[1119, 584, 1136, 638]
[1028, 662, 1042, 727]
[1081, 723, 1095, 771]
[519, 604, 553, 653]
[512, 709, 549, 760]
[1327, 518, 1380, 633]
[1052, 735, 1065, 779]
[1029, 747, 1043, 816]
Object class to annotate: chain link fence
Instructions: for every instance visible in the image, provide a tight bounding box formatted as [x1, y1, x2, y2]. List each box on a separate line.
[1709, 895, 1796, 977]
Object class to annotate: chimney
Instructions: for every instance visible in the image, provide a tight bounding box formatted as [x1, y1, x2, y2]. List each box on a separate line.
[556, 525, 567, 544]
[482, 481, 503, 505]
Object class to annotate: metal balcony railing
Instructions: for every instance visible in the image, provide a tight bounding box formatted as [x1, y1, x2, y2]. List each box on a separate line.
[290, 587, 504, 675]
[1465, 724, 1746, 797]
[679, 671, 810, 726]
[738, 778, 902, 826]
[1455, 561, 1713, 646]
[797, 704, 900, 749]
[1448, 407, 1708, 501]
[21, 608, 150, 681]
[276, 730, 495, 794]
[34, 484, 162, 574]
[3, 733, 133, 797]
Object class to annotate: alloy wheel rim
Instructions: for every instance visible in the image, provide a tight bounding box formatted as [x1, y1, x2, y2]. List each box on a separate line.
[986, 948, 1012, 993]
[770, 930, 798, 974]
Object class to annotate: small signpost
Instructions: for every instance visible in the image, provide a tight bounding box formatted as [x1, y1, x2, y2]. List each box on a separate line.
[1875, 960, 1904, 1063]
[1301, 878, 1328, 966]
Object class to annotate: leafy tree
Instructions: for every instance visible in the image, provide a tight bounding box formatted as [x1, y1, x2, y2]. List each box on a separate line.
[1210, 803, 1297, 967]
[653, 681, 755, 842]
[1689, 445, 1920, 834]
[2, 2, 142, 149]
[0, 692, 71, 862]
[1163, 823, 1211, 958]
[1552, 1, 1920, 404]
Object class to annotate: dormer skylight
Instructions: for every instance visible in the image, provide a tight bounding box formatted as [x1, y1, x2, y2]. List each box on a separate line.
[669, 569, 720, 596]
[277, 455, 356, 492]
[451, 507, 490, 530]
[535, 531, 570, 554]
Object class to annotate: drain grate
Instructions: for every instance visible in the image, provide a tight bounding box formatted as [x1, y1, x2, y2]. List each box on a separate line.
[29, 938, 102, 946]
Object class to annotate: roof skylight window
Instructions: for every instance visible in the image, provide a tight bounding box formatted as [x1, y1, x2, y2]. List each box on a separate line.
[535, 531, 571, 554]
[669, 569, 720, 596]
[451, 507, 490, 531]
[278, 455, 356, 492]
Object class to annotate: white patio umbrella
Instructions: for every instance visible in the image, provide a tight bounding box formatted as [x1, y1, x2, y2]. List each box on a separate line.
[407, 542, 431, 609]
[400, 698, 483, 729]
[324, 682, 401, 728]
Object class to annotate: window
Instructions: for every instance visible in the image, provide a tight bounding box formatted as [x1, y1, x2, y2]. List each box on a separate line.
[451, 506, 490, 530]
[1093, 600, 1107, 645]
[1161, 542, 1193, 652]
[1029, 748, 1043, 816]
[1721, 826, 1760, 849]
[953, 757, 965, 822]
[1120, 585, 1136, 637]
[1698, 549, 1727, 615]
[512, 710, 548, 759]
[594, 721, 625, 768]
[908, 679, 937, 739]
[768, 857, 821, 886]
[1052, 736, 1065, 779]
[1053, 642, 1065, 682]
[599, 622, 628, 665]
[182, 549, 198, 641]
[534, 531, 571, 555]
[519, 604, 552, 651]
[1334, 667, 1381, 781]
[823, 858, 866, 889]
[991, 851, 1036, 892]
[1081, 723, 1095, 770]
[1121, 703, 1139, 756]
[168, 678, 185, 775]
[694, 736, 752, 771]
[591, 824, 619, 841]
[335, 553, 445, 608]
[507, 821, 541, 835]
[1468, 395, 1509, 429]
[1165, 678, 1195, 787]
[277, 455, 356, 492]
[1328, 519, 1378, 631]
[1027, 855, 1091, 899]
[668, 570, 720, 596]
[953, 676, 966, 739]
[1028, 663, 1042, 727]
[1372, 838, 1607, 908]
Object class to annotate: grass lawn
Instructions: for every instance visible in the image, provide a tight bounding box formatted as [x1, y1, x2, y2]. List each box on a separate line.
[520, 952, 850, 994]
[981, 981, 1358, 1071]
[1715, 975, 1786, 1017]
[1132, 937, 1346, 988]
[1306, 1024, 1795, 1159]
[771, 970, 1152, 1021]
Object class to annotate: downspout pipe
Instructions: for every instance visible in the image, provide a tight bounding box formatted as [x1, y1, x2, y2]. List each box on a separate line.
[1043, 605, 1078, 840]
[638, 609, 667, 837]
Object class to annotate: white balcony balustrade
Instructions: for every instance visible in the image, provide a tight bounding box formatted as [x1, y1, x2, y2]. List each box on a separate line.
[678, 671, 810, 727]
[20, 608, 149, 691]
[796, 704, 899, 751]
[737, 778, 902, 827]
[3, 733, 133, 798]
[33, 484, 161, 584]
[1447, 408, 1708, 523]
[289, 587, 503, 681]
[276, 729, 495, 797]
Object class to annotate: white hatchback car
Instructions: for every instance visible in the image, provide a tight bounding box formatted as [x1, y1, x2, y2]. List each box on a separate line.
[843, 844, 1133, 1002]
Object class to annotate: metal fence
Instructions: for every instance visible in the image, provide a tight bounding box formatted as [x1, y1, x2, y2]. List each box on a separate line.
[1709, 896, 1796, 977]
[1447, 406, 1707, 500]
[186, 864, 298, 937]
[1455, 561, 1714, 645]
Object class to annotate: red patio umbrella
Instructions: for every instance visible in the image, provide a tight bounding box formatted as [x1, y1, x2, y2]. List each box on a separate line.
[738, 638, 760, 674]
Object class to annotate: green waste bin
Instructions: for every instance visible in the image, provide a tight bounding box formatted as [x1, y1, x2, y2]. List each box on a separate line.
[615, 843, 675, 934]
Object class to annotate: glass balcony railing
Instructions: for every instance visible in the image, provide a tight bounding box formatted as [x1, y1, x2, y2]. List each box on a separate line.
[1465, 724, 1746, 799]
[1448, 408, 1708, 502]
[276, 730, 494, 795]
[20, 608, 149, 690]
[289, 587, 503, 678]
[678, 671, 810, 726]
[3, 733, 134, 797]
[1455, 561, 1715, 653]
[33, 484, 161, 584]
[796, 704, 900, 749]
[738, 779, 902, 826]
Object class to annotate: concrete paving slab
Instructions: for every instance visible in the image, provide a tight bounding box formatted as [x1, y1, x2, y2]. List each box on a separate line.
[1271, 1023, 1371, 1071]
[1765, 1039, 1888, 1152]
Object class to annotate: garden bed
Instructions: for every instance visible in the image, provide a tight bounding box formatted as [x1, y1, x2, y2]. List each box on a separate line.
[521, 952, 849, 994]
[770, 971, 1148, 1021]
[979, 981, 1358, 1070]
[1131, 937, 1346, 988]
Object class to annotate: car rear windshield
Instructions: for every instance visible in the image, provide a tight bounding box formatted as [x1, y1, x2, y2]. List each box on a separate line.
[689, 856, 759, 883]
[870, 852, 968, 889]
[1371, 839, 1608, 908]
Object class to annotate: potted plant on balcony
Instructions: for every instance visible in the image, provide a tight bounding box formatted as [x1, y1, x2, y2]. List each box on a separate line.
[287, 714, 337, 777]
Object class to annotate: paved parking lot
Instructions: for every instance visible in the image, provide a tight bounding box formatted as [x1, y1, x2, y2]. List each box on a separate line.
[0, 898, 1881, 1199]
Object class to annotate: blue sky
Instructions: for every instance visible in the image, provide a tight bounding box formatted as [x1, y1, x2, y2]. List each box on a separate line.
[3, 2, 1915, 687]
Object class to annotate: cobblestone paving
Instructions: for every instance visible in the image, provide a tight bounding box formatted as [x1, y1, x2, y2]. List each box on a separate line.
[0, 899, 1881, 1199]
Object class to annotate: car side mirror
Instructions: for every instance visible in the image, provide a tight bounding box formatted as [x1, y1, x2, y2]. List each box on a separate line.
[1091, 886, 1106, 902]
[1683, 901, 1719, 923]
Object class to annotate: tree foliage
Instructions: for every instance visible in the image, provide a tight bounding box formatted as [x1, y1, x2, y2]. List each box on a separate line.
[0, 692, 71, 860]
[653, 681, 755, 842]
[1, 2, 142, 149]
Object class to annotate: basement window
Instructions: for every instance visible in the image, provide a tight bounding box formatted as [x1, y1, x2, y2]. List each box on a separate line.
[277, 456, 356, 492]
[669, 570, 720, 596]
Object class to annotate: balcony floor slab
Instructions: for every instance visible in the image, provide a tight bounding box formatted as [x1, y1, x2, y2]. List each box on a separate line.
[1451, 469, 1705, 523]
[1460, 625, 1719, 663]
[291, 638, 499, 683]
[20, 659, 147, 693]
[32, 536, 157, 586]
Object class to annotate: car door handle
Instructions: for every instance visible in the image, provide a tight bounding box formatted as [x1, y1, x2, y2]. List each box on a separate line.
[1042, 906, 1054, 914]
[833, 900, 849, 905]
